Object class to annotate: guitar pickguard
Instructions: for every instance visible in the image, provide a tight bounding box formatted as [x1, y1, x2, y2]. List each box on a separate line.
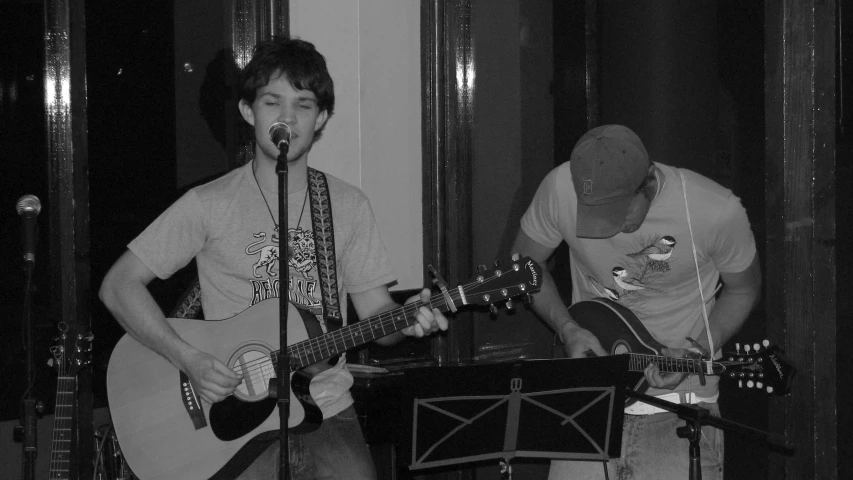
[209, 396, 277, 441]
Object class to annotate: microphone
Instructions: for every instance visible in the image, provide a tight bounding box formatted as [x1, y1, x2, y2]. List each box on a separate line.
[268, 122, 292, 152]
[16, 195, 41, 264]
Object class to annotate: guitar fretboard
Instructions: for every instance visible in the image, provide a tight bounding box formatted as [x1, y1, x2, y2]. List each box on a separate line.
[49, 376, 75, 480]
[271, 293, 448, 371]
[628, 353, 713, 374]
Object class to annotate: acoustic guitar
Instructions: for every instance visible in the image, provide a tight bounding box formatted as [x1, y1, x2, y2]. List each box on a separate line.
[107, 255, 542, 480]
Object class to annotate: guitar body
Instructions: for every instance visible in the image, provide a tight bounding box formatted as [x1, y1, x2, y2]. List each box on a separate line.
[106, 300, 319, 480]
[568, 297, 665, 404]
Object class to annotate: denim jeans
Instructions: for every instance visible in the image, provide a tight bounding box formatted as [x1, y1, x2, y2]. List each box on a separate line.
[236, 405, 377, 480]
[548, 402, 724, 480]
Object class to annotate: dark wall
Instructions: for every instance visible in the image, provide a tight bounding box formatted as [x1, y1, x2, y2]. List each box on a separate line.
[0, 0, 52, 422]
[86, 0, 178, 408]
[836, 2, 853, 478]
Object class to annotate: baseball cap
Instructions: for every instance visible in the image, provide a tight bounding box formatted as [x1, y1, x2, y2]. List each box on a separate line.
[570, 125, 650, 239]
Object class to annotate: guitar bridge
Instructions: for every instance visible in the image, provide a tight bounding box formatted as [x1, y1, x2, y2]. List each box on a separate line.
[180, 371, 208, 430]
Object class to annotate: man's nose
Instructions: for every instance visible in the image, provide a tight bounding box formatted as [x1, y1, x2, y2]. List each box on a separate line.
[279, 108, 296, 125]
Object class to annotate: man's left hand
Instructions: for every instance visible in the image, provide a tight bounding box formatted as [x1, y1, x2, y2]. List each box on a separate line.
[643, 347, 702, 390]
[400, 288, 449, 337]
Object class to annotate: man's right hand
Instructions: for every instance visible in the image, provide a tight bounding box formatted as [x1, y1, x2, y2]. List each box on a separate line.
[180, 350, 243, 404]
[561, 322, 608, 359]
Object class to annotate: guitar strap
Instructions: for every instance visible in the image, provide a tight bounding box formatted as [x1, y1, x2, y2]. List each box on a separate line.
[676, 169, 715, 370]
[307, 167, 343, 332]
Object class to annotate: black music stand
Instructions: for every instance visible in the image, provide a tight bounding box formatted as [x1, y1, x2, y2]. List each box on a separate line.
[400, 357, 629, 478]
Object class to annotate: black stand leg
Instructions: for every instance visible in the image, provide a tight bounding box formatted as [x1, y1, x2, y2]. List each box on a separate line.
[20, 261, 38, 480]
[271, 123, 291, 480]
[276, 152, 291, 480]
[677, 421, 703, 480]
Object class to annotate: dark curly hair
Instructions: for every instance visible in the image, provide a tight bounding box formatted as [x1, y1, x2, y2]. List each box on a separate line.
[239, 36, 335, 139]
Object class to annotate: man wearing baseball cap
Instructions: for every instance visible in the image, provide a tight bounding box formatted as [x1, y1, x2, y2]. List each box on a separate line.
[512, 125, 761, 479]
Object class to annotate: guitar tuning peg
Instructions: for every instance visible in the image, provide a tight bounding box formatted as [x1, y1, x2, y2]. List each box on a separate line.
[744, 344, 751, 354]
[766, 385, 774, 394]
[47, 358, 54, 367]
[738, 380, 743, 389]
[523, 293, 533, 305]
[478, 264, 486, 273]
[753, 343, 760, 352]
[489, 304, 498, 315]
[756, 381, 764, 390]
[505, 299, 514, 311]
[494, 259, 502, 267]
[762, 339, 770, 348]
[511, 253, 520, 261]
[747, 380, 755, 388]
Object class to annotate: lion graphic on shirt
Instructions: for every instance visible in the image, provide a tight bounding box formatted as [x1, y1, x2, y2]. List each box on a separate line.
[245, 232, 278, 278]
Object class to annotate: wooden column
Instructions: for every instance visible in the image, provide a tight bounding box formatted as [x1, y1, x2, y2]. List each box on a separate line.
[765, 1, 837, 478]
[422, 0, 475, 365]
[44, 0, 92, 478]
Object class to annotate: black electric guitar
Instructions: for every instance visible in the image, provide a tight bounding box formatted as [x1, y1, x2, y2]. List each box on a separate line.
[106, 255, 542, 480]
[47, 323, 93, 480]
[566, 297, 796, 404]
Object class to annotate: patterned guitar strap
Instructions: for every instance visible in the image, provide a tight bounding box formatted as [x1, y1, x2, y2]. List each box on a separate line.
[302, 167, 342, 334]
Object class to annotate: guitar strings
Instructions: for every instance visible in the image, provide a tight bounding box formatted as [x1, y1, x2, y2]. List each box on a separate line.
[231, 298, 448, 386]
[229, 277, 514, 387]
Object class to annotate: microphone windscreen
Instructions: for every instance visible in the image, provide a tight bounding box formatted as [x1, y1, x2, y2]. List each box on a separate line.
[16, 195, 42, 216]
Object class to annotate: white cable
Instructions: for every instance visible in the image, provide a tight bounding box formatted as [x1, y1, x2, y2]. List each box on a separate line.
[678, 170, 715, 373]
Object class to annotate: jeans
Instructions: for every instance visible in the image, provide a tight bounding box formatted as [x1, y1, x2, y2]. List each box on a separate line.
[237, 405, 377, 480]
[548, 402, 724, 480]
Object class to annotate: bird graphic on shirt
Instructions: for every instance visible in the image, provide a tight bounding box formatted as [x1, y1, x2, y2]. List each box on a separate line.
[588, 275, 621, 301]
[612, 267, 645, 291]
[629, 236, 677, 261]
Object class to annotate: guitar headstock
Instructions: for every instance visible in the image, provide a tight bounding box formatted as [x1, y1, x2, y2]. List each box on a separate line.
[719, 340, 795, 396]
[49, 322, 93, 377]
[461, 254, 542, 313]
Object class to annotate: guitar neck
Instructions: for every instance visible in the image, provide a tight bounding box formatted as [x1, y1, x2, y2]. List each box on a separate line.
[627, 353, 716, 375]
[276, 292, 451, 371]
[49, 376, 76, 480]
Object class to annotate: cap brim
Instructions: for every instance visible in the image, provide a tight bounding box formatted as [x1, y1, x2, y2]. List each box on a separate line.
[576, 196, 633, 239]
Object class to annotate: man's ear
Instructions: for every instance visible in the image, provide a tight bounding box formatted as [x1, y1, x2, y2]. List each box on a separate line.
[238, 99, 255, 126]
[314, 109, 329, 132]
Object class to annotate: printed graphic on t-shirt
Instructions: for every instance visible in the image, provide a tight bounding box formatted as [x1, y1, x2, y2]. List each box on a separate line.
[244, 226, 328, 330]
[599, 234, 679, 316]
[246, 231, 281, 306]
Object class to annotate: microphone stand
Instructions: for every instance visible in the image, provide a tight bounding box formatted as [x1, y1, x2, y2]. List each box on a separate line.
[20, 257, 38, 480]
[275, 141, 291, 480]
[624, 388, 794, 480]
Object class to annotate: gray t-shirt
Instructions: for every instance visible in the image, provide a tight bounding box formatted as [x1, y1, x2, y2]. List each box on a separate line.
[129, 160, 396, 418]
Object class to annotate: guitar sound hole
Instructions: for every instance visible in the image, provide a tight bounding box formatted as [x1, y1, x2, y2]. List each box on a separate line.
[209, 396, 277, 441]
[613, 341, 631, 355]
[229, 347, 275, 401]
